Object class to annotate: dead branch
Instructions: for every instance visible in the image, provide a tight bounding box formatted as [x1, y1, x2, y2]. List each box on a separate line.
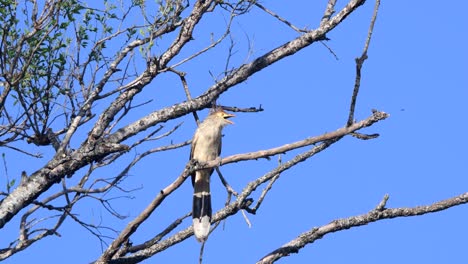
[347, 0, 380, 127]
[257, 192, 468, 264]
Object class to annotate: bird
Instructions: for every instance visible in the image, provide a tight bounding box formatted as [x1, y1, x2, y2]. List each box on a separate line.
[190, 108, 235, 242]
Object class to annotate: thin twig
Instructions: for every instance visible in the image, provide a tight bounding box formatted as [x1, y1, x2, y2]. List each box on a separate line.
[163, 2, 238, 70]
[347, 0, 381, 127]
[218, 105, 264, 113]
[254, 3, 308, 33]
[126, 213, 190, 254]
[216, 167, 238, 196]
[169, 68, 200, 123]
[1, 144, 43, 158]
[199, 241, 206, 264]
[248, 155, 282, 214]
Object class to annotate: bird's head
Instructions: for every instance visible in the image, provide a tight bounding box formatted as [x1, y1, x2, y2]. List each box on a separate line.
[210, 108, 235, 126]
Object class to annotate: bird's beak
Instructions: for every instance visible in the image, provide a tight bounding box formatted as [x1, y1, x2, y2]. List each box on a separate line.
[224, 113, 235, 124]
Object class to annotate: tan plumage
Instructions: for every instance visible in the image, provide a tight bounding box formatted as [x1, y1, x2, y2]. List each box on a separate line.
[190, 108, 234, 242]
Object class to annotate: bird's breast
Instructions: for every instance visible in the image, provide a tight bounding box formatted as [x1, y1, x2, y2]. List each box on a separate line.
[192, 131, 221, 162]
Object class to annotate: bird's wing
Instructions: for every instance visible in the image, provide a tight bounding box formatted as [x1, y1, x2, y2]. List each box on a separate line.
[217, 135, 222, 157]
[190, 131, 198, 187]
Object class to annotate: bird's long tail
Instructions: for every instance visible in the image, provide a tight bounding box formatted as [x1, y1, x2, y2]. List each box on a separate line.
[192, 173, 212, 242]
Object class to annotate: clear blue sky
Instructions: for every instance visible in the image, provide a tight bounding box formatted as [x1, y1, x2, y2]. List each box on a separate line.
[2, 1, 468, 263]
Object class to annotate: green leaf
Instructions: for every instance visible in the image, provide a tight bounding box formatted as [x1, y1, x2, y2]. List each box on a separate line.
[8, 179, 15, 189]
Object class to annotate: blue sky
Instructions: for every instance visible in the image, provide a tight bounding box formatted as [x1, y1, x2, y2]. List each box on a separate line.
[2, 1, 468, 263]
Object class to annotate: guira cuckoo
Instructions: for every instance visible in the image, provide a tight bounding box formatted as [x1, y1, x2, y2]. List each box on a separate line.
[190, 108, 235, 242]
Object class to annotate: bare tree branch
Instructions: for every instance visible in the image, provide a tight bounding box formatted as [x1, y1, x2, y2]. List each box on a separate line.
[257, 192, 468, 264]
[347, 0, 380, 126]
